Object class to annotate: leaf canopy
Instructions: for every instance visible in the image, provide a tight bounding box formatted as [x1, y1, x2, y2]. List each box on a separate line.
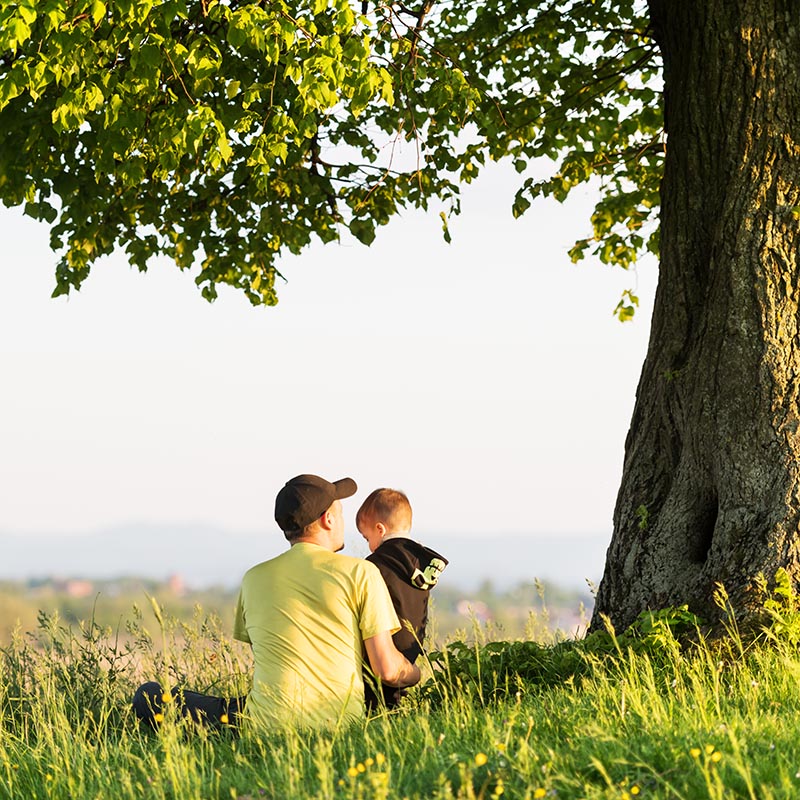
[0, 0, 662, 305]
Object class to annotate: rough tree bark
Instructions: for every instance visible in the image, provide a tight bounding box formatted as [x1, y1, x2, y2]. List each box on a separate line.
[592, 1, 800, 630]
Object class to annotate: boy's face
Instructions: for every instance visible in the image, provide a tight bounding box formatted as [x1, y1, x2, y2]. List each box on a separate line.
[357, 512, 385, 553]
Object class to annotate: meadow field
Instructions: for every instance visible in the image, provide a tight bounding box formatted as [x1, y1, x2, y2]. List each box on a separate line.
[3, 581, 800, 799]
[0, 577, 592, 647]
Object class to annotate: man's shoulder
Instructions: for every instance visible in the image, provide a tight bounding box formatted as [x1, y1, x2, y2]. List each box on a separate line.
[329, 551, 382, 578]
[241, 548, 294, 582]
[242, 546, 380, 580]
[320, 553, 390, 597]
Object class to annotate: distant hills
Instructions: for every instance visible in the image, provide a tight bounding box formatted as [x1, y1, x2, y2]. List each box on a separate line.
[0, 525, 610, 592]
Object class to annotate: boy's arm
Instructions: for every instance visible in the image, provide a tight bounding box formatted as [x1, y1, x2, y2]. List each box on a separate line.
[364, 631, 421, 688]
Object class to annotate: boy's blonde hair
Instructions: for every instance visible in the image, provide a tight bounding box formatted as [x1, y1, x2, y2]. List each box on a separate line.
[356, 488, 413, 532]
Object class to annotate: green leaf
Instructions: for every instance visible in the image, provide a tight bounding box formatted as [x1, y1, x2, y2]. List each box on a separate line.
[91, 0, 106, 25]
[6, 17, 32, 49]
[350, 217, 376, 245]
[613, 290, 640, 323]
[0, 73, 22, 108]
[439, 211, 452, 244]
[17, 6, 37, 25]
[512, 194, 531, 219]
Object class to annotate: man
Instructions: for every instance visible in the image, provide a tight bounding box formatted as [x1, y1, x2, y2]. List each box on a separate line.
[132, 474, 419, 731]
[233, 474, 420, 729]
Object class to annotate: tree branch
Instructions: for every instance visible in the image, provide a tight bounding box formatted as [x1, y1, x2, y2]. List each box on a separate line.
[407, 1, 435, 67]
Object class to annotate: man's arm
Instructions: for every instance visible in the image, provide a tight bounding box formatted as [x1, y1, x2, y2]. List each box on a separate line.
[364, 631, 421, 688]
[233, 589, 252, 644]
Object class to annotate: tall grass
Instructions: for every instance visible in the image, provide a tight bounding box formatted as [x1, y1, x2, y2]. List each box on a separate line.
[3, 582, 800, 799]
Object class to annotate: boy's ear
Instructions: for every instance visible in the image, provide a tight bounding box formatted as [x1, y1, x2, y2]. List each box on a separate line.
[376, 522, 387, 537]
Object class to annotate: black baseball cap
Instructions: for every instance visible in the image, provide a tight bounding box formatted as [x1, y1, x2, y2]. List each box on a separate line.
[274, 474, 358, 533]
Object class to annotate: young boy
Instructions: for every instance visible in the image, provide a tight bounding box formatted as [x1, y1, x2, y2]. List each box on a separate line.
[356, 488, 448, 709]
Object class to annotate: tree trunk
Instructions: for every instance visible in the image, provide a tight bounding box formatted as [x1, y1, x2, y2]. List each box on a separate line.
[591, 1, 800, 631]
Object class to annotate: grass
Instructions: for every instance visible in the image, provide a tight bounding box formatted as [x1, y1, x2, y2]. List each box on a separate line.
[4, 587, 800, 798]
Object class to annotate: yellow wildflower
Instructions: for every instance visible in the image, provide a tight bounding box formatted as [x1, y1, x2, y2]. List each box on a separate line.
[162, 692, 173, 703]
[220, 714, 229, 725]
[496, 743, 506, 752]
[631, 787, 640, 796]
[534, 789, 547, 799]
[375, 753, 386, 765]
[365, 757, 374, 767]
[347, 767, 359, 778]
[475, 753, 488, 767]
[357, 763, 366, 773]
[705, 744, 715, 755]
[154, 713, 164, 724]
[690, 748, 701, 759]
[338, 780, 345, 787]
[711, 751, 722, 763]
[622, 793, 630, 800]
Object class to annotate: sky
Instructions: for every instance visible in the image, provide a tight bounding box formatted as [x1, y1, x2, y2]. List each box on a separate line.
[0, 160, 658, 558]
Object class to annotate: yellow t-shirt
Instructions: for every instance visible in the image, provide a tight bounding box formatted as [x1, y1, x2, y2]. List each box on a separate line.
[233, 542, 400, 730]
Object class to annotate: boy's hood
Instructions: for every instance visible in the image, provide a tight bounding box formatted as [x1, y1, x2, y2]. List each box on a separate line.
[369, 538, 448, 591]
